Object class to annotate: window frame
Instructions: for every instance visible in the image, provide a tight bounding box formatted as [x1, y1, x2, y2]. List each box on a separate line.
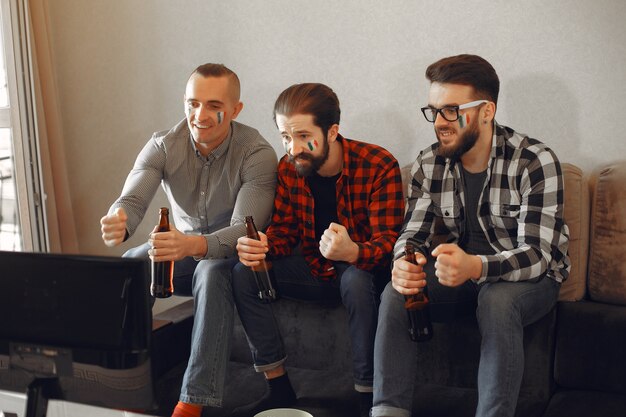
[0, 0, 47, 251]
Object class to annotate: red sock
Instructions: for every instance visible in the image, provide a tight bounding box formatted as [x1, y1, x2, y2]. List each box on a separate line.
[171, 401, 202, 417]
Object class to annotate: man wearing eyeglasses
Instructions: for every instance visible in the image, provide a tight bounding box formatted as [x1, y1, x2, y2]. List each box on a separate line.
[371, 54, 570, 417]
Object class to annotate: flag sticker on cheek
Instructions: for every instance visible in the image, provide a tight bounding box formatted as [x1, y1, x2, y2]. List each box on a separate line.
[458, 113, 470, 128]
[307, 139, 319, 151]
[216, 111, 224, 124]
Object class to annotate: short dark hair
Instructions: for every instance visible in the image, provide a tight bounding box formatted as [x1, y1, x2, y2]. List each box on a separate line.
[190, 63, 241, 102]
[425, 54, 499, 104]
[273, 83, 341, 136]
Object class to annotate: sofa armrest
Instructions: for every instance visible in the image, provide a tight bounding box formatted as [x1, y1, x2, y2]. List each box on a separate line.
[587, 161, 626, 304]
[554, 301, 626, 395]
[559, 163, 589, 301]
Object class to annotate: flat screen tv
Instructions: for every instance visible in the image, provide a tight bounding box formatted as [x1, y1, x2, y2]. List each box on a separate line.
[0, 251, 156, 417]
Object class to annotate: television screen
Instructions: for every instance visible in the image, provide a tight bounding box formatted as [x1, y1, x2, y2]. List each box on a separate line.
[0, 251, 156, 416]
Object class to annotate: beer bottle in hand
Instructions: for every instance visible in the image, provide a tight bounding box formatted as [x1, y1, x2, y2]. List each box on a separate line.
[404, 243, 433, 342]
[244, 216, 277, 302]
[151, 207, 174, 298]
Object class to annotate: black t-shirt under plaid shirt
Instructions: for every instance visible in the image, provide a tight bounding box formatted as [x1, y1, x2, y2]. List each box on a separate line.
[459, 167, 495, 257]
[266, 135, 405, 280]
[307, 172, 341, 242]
[396, 122, 570, 284]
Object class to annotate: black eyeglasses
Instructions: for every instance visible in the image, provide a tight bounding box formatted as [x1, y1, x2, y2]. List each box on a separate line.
[420, 100, 488, 123]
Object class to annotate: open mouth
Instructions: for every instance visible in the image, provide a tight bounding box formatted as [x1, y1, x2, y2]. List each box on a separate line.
[438, 129, 455, 138]
[193, 122, 212, 129]
[437, 128, 457, 143]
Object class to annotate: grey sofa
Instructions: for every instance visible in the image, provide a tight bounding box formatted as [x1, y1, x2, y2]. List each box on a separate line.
[152, 160, 626, 417]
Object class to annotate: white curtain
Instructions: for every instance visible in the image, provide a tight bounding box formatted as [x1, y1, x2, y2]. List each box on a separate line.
[28, 0, 78, 252]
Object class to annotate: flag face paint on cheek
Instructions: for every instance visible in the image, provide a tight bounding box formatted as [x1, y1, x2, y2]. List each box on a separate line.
[216, 111, 224, 124]
[307, 139, 319, 151]
[282, 139, 291, 155]
[458, 113, 470, 129]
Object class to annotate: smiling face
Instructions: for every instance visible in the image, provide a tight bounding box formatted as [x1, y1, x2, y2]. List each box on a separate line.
[428, 82, 487, 159]
[184, 74, 243, 156]
[276, 113, 332, 177]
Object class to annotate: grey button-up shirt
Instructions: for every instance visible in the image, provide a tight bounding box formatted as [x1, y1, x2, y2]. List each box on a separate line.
[109, 118, 278, 259]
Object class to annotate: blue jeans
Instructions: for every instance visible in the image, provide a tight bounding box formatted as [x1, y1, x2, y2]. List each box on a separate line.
[124, 243, 237, 406]
[372, 261, 560, 417]
[231, 255, 381, 391]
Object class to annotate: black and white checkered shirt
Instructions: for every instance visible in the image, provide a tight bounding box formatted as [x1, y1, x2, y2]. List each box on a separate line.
[396, 123, 570, 284]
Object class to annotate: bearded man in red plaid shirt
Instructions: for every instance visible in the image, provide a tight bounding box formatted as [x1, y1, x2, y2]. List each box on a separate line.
[232, 83, 404, 417]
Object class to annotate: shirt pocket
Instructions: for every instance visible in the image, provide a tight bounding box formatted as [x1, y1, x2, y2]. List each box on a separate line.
[178, 214, 202, 233]
[434, 203, 460, 234]
[488, 204, 520, 234]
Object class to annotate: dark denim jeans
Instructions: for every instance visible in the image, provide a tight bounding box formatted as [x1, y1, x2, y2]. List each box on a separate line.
[372, 261, 560, 417]
[124, 242, 238, 407]
[232, 255, 381, 391]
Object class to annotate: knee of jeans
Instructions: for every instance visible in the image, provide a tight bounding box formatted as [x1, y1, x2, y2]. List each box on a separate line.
[476, 285, 520, 327]
[339, 266, 375, 299]
[231, 262, 256, 295]
[376, 282, 408, 334]
[380, 282, 403, 310]
[191, 259, 232, 296]
[122, 243, 150, 259]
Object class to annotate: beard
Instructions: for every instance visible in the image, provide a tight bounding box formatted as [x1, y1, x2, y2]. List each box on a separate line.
[288, 137, 330, 177]
[436, 118, 480, 161]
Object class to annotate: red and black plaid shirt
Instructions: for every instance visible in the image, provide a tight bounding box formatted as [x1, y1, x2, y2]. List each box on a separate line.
[266, 135, 404, 279]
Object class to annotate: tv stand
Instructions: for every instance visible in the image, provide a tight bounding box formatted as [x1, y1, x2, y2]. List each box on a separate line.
[25, 377, 62, 417]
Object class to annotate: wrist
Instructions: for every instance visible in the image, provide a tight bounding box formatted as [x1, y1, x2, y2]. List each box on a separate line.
[349, 242, 360, 264]
[471, 255, 483, 280]
[192, 235, 208, 258]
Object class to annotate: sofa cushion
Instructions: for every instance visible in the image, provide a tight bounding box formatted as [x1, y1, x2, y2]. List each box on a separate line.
[588, 161, 626, 304]
[231, 298, 353, 373]
[412, 308, 557, 417]
[411, 384, 549, 417]
[542, 390, 626, 417]
[559, 163, 589, 301]
[554, 300, 626, 394]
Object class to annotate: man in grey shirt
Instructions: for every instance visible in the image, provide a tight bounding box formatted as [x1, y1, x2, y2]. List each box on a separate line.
[100, 63, 277, 417]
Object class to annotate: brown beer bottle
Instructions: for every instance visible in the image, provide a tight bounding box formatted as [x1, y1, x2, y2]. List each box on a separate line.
[404, 243, 433, 341]
[151, 207, 174, 298]
[244, 216, 277, 302]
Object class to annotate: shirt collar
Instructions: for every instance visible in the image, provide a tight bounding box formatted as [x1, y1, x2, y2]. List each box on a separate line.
[336, 134, 350, 180]
[191, 122, 233, 161]
[491, 120, 506, 160]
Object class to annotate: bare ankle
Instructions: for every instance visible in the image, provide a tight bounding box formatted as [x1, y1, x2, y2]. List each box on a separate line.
[264, 365, 286, 379]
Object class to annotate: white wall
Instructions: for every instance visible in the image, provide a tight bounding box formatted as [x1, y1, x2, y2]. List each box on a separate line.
[45, 0, 626, 257]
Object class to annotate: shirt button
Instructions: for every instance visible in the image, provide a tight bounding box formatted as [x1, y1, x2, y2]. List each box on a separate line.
[445, 211, 450, 216]
[201, 215, 205, 219]
[201, 191, 205, 195]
